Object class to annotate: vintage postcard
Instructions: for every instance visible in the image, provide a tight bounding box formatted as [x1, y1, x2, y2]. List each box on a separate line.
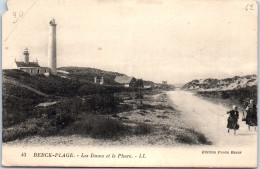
[1, 0, 258, 167]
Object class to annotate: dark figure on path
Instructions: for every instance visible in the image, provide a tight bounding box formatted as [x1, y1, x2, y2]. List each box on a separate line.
[244, 99, 257, 130]
[227, 105, 239, 135]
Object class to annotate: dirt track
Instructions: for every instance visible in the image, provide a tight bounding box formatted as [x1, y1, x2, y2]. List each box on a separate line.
[168, 89, 257, 147]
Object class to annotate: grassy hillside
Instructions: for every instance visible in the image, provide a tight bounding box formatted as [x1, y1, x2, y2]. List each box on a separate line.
[182, 75, 257, 109]
[3, 69, 82, 96]
[3, 84, 46, 128]
[58, 67, 155, 86]
[3, 69, 134, 97]
[58, 67, 125, 85]
[197, 86, 257, 108]
[2, 69, 133, 127]
[182, 75, 257, 91]
[2, 69, 158, 142]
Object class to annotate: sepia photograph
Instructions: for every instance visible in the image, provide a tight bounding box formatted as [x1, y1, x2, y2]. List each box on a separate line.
[1, 0, 258, 167]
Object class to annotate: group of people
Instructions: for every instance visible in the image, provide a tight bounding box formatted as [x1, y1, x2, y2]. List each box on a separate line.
[227, 99, 257, 135]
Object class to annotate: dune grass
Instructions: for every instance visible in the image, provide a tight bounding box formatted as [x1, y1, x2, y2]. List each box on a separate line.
[175, 128, 212, 145]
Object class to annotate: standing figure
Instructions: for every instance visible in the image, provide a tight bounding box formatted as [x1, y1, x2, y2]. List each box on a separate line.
[227, 105, 239, 135]
[244, 99, 257, 130]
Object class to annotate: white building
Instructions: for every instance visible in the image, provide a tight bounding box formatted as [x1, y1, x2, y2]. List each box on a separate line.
[13, 48, 50, 75]
[115, 76, 136, 87]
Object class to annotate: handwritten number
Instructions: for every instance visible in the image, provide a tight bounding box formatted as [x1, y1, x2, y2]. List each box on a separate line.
[21, 152, 26, 157]
[12, 11, 23, 24]
[19, 11, 23, 17]
[246, 4, 254, 11]
[13, 12, 18, 23]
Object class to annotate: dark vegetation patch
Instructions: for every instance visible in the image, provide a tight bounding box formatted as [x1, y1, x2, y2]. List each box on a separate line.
[134, 123, 152, 135]
[156, 115, 169, 119]
[62, 115, 131, 139]
[3, 115, 152, 142]
[175, 133, 195, 144]
[2, 115, 131, 142]
[3, 92, 130, 126]
[197, 86, 257, 108]
[175, 128, 212, 145]
[137, 104, 174, 111]
[2, 84, 46, 127]
[2, 118, 56, 142]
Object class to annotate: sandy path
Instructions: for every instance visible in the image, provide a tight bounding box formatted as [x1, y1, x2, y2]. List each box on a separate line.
[167, 89, 257, 147]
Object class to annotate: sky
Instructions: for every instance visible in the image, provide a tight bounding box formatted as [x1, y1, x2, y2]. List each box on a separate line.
[2, 0, 258, 84]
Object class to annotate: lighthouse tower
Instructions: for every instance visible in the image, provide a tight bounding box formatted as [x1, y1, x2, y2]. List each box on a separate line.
[48, 18, 57, 75]
[23, 47, 29, 64]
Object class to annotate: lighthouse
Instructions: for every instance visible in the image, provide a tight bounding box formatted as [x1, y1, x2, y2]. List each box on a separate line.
[48, 18, 57, 75]
[23, 47, 29, 64]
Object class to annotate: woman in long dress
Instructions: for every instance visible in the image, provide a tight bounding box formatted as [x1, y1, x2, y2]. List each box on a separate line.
[227, 105, 239, 135]
[244, 99, 257, 130]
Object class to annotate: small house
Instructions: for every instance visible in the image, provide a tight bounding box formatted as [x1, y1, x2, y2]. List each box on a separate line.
[162, 81, 167, 84]
[115, 76, 136, 87]
[13, 48, 50, 75]
[14, 61, 50, 75]
[144, 84, 152, 89]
